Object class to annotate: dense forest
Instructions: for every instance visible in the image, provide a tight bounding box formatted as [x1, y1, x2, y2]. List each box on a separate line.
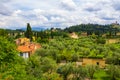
[0, 23, 120, 80]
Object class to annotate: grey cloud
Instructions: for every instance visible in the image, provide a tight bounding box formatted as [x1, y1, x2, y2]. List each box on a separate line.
[60, 0, 77, 11]
[85, 7, 101, 12]
[101, 17, 116, 20]
[112, 1, 120, 11]
[61, 2, 75, 11]
[20, 13, 37, 20]
[84, 0, 113, 12]
[0, 4, 12, 16]
[0, 0, 11, 2]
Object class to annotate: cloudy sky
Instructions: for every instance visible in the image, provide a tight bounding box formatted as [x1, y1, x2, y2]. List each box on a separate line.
[0, 0, 120, 29]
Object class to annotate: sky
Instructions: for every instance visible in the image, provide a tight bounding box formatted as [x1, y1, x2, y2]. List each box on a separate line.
[0, 0, 120, 29]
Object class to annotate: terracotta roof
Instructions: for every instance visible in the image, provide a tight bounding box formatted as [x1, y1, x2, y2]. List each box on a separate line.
[17, 45, 32, 52]
[17, 43, 41, 54]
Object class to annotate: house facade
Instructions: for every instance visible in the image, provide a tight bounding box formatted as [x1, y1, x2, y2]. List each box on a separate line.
[82, 58, 106, 68]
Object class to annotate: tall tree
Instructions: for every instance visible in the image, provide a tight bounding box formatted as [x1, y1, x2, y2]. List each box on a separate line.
[25, 23, 33, 41]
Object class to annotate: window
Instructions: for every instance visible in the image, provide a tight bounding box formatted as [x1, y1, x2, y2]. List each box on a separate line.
[20, 52, 29, 58]
[23, 52, 29, 58]
[96, 62, 99, 65]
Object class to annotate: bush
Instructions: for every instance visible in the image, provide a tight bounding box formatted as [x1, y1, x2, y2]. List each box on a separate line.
[96, 38, 106, 44]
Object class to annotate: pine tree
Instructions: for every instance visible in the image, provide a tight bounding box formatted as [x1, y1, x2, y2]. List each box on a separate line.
[25, 23, 33, 41]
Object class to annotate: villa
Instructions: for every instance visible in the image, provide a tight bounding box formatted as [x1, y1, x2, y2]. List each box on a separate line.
[16, 38, 41, 58]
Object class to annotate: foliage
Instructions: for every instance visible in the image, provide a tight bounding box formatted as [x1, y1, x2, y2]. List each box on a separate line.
[0, 36, 26, 80]
[1, 24, 120, 80]
[64, 23, 120, 37]
[24, 23, 33, 41]
[106, 65, 120, 80]
[94, 69, 110, 80]
[96, 37, 106, 44]
[106, 56, 120, 65]
[72, 66, 87, 80]
[86, 65, 99, 79]
[57, 63, 74, 80]
[0, 29, 8, 37]
[26, 55, 57, 79]
[37, 37, 49, 43]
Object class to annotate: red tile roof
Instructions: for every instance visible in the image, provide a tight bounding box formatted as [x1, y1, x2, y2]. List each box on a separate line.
[17, 45, 32, 52]
[17, 43, 41, 54]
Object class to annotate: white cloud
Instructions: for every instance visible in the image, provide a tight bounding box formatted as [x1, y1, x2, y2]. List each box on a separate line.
[0, 0, 120, 29]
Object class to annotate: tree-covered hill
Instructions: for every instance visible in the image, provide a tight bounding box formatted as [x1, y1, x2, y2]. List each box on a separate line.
[64, 24, 120, 36]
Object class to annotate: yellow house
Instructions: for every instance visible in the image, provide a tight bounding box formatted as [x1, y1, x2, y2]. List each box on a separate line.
[15, 38, 30, 45]
[82, 58, 106, 68]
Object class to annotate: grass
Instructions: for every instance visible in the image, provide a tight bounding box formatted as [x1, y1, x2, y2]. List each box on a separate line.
[93, 69, 110, 80]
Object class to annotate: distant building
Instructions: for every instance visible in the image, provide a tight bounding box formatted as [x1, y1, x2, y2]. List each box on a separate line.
[112, 21, 119, 25]
[106, 39, 120, 44]
[82, 58, 106, 68]
[112, 21, 120, 28]
[69, 32, 78, 39]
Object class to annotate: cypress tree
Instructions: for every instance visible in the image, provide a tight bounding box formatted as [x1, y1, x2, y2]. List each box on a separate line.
[25, 23, 33, 41]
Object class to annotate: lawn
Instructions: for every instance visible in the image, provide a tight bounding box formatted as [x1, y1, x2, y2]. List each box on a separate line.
[93, 69, 110, 80]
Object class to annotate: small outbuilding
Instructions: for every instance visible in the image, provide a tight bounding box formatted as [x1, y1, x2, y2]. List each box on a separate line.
[82, 58, 106, 68]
